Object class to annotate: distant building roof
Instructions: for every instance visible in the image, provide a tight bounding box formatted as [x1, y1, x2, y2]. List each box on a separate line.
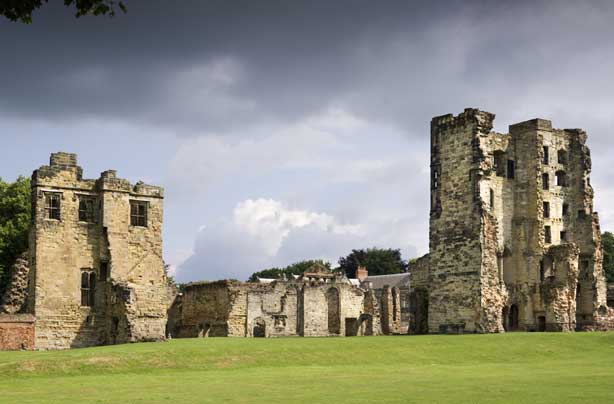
[256, 277, 276, 284]
[364, 273, 410, 289]
[349, 278, 360, 286]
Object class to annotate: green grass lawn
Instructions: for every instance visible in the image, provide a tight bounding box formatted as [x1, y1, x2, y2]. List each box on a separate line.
[1, 333, 613, 403]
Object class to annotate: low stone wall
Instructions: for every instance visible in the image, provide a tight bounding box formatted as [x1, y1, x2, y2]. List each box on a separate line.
[0, 314, 35, 351]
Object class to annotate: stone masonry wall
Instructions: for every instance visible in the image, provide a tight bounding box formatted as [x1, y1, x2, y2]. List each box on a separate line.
[171, 281, 247, 337]
[0, 314, 35, 350]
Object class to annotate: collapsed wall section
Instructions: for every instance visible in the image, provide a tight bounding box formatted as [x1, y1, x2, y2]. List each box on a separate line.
[169, 274, 383, 338]
[170, 281, 248, 337]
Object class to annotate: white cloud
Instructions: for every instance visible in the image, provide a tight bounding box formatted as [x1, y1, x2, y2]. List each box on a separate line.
[177, 198, 365, 281]
[164, 106, 427, 282]
[175, 196, 421, 282]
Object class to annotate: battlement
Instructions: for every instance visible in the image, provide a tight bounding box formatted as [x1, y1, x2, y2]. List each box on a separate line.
[509, 118, 552, 132]
[431, 108, 495, 134]
[32, 153, 164, 198]
[50, 152, 78, 168]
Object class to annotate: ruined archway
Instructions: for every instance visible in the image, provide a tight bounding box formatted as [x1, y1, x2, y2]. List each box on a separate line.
[253, 318, 266, 338]
[326, 288, 340, 335]
[358, 313, 374, 336]
[509, 304, 519, 331]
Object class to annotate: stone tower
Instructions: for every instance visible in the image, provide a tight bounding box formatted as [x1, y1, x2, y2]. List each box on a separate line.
[27, 152, 171, 349]
[424, 108, 613, 333]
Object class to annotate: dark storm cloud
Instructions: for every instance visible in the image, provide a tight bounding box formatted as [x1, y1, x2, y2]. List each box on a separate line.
[0, 0, 437, 131]
[7, 0, 605, 135]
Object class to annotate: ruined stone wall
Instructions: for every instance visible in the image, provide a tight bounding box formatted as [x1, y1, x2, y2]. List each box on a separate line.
[171, 281, 248, 337]
[340, 284, 370, 336]
[380, 286, 402, 334]
[301, 285, 329, 336]
[542, 245, 579, 331]
[171, 275, 383, 338]
[361, 289, 381, 336]
[0, 253, 30, 314]
[29, 153, 169, 349]
[0, 314, 35, 350]
[246, 282, 299, 337]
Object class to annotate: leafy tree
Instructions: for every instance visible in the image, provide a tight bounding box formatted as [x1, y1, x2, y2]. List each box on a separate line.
[338, 248, 407, 278]
[0, 177, 31, 294]
[1, 0, 126, 24]
[248, 260, 332, 282]
[602, 232, 614, 283]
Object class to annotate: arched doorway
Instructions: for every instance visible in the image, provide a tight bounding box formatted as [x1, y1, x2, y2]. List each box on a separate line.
[356, 314, 374, 336]
[509, 304, 519, 331]
[326, 288, 340, 335]
[253, 318, 266, 338]
[197, 322, 210, 338]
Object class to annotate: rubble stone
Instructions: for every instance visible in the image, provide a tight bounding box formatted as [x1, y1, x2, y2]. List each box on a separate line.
[0, 252, 30, 314]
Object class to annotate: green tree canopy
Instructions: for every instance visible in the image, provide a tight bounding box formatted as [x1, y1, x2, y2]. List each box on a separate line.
[0, 176, 31, 293]
[1, 0, 126, 24]
[338, 248, 407, 278]
[602, 231, 614, 283]
[248, 260, 332, 282]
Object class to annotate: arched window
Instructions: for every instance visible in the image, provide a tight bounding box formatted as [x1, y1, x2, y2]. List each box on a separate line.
[253, 318, 266, 337]
[81, 270, 96, 307]
[509, 305, 519, 331]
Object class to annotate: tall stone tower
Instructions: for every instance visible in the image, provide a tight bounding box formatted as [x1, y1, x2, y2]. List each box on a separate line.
[424, 108, 612, 333]
[27, 152, 171, 349]
[428, 109, 506, 333]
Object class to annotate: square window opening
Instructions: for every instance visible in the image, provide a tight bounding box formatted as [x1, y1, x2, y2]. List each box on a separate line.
[543, 201, 550, 218]
[44, 193, 61, 220]
[130, 201, 148, 227]
[78, 197, 96, 223]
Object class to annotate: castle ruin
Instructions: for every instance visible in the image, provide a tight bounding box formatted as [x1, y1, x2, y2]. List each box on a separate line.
[0, 153, 172, 350]
[410, 108, 614, 333]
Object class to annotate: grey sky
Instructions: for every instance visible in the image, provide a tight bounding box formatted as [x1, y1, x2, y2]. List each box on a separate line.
[2, 1, 614, 281]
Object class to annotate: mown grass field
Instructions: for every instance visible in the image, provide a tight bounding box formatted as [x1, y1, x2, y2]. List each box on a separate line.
[0, 333, 613, 403]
